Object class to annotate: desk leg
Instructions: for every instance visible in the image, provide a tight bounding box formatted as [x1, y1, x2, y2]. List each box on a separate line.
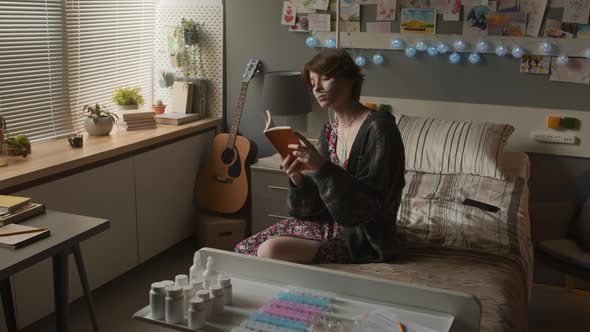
[0, 278, 18, 332]
[53, 252, 69, 332]
[73, 244, 99, 332]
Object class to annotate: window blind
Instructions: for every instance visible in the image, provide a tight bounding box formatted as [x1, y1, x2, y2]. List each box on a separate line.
[0, 0, 72, 142]
[65, 0, 155, 126]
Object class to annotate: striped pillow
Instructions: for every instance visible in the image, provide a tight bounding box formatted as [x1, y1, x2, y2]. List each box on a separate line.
[396, 115, 514, 179]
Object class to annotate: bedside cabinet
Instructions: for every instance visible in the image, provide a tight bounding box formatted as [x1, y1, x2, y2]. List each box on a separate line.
[251, 156, 290, 234]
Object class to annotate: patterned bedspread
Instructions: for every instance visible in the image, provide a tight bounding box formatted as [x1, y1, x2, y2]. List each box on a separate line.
[322, 171, 532, 332]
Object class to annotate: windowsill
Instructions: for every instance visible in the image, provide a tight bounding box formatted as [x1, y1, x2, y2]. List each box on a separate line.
[0, 117, 222, 192]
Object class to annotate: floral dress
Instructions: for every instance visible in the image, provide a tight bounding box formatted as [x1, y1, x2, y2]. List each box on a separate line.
[234, 118, 352, 264]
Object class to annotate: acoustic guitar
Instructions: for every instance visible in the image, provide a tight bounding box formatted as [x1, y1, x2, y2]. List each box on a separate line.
[195, 59, 262, 214]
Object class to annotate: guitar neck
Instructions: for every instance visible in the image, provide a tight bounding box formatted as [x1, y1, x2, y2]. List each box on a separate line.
[226, 81, 249, 150]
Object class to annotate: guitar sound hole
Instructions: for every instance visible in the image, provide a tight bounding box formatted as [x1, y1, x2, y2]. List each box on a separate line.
[221, 148, 235, 164]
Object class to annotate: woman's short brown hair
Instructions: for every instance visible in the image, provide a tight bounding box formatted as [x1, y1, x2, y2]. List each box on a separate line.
[301, 49, 365, 102]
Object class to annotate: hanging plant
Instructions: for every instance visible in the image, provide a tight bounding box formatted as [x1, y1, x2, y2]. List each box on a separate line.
[175, 18, 207, 80]
[177, 18, 205, 47]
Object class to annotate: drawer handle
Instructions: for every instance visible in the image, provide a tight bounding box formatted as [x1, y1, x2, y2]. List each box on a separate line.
[267, 185, 289, 191]
[268, 214, 289, 220]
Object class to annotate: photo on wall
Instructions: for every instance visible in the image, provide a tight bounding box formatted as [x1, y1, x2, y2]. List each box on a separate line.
[488, 11, 526, 36]
[550, 58, 590, 84]
[463, 4, 490, 37]
[401, 8, 436, 34]
[520, 55, 551, 75]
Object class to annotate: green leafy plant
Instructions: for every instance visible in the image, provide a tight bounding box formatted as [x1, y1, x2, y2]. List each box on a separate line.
[111, 87, 145, 106]
[177, 18, 205, 46]
[175, 18, 206, 80]
[3, 134, 30, 158]
[83, 103, 119, 124]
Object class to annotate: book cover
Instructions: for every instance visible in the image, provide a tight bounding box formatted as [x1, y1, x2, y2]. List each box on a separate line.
[155, 113, 201, 125]
[0, 195, 31, 214]
[0, 223, 50, 249]
[171, 81, 194, 114]
[263, 110, 311, 170]
[0, 203, 46, 226]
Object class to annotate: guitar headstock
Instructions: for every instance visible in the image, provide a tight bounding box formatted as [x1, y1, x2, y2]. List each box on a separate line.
[241, 59, 262, 82]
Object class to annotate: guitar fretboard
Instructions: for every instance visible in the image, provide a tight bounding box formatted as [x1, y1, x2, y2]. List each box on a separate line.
[226, 81, 249, 150]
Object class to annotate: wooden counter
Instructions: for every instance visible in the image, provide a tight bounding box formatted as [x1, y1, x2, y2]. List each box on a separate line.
[0, 117, 222, 191]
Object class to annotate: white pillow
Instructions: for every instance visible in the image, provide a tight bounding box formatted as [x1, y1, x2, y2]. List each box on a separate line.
[396, 115, 514, 179]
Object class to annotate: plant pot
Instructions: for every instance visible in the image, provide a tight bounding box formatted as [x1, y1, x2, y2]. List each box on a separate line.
[117, 105, 139, 111]
[183, 31, 199, 46]
[84, 117, 114, 136]
[152, 105, 166, 115]
[7, 143, 31, 156]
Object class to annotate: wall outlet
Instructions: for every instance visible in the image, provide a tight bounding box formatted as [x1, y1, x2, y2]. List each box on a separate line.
[532, 132, 578, 144]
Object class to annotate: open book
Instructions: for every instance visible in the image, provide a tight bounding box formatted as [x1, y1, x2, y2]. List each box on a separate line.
[263, 110, 311, 170]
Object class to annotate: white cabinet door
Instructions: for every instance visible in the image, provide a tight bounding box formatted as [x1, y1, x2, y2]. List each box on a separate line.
[11, 158, 138, 328]
[134, 131, 214, 263]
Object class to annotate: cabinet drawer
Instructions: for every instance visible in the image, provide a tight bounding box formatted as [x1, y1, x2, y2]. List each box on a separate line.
[251, 168, 291, 234]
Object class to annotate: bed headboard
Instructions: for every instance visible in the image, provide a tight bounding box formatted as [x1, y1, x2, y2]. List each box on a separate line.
[361, 96, 589, 159]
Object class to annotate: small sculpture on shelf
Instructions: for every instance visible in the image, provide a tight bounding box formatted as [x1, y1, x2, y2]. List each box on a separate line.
[83, 103, 119, 136]
[112, 87, 145, 111]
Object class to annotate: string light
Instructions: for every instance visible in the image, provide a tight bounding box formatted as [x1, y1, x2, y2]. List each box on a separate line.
[540, 41, 553, 54]
[372, 53, 384, 65]
[495, 45, 509, 56]
[416, 40, 428, 51]
[405, 47, 417, 58]
[325, 38, 337, 48]
[511, 46, 524, 58]
[584, 48, 590, 59]
[476, 40, 490, 53]
[449, 52, 461, 64]
[427, 46, 439, 56]
[391, 38, 405, 49]
[468, 52, 481, 64]
[453, 39, 467, 51]
[306, 36, 319, 48]
[354, 55, 367, 66]
[437, 42, 451, 54]
[556, 54, 569, 65]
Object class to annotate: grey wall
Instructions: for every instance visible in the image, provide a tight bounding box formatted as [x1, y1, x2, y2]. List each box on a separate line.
[224, 0, 590, 285]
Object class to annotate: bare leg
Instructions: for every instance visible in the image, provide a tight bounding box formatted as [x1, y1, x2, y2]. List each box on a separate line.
[257, 236, 322, 263]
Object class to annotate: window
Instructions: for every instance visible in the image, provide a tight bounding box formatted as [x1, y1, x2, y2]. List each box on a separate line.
[0, 0, 154, 142]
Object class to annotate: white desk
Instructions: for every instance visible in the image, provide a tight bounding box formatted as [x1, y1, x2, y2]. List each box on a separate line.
[133, 248, 481, 331]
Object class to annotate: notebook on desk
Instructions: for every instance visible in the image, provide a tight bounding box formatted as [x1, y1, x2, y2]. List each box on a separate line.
[0, 223, 50, 249]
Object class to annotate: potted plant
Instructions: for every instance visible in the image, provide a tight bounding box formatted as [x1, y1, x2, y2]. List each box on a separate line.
[152, 99, 166, 115]
[112, 87, 145, 111]
[178, 18, 204, 46]
[4, 134, 31, 158]
[83, 103, 119, 136]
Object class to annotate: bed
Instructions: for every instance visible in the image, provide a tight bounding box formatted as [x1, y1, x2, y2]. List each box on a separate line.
[320, 114, 534, 332]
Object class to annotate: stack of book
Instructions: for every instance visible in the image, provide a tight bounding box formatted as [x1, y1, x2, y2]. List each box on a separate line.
[0, 195, 46, 226]
[116, 110, 157, 131]
[0, 195, 48, 249]
[155, 79, 206, 126]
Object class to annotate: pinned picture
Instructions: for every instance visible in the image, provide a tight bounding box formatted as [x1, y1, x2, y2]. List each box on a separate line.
[289, 16, 310, 32]
[329, 0, 360, 21]
[563, 0, 590, 24]
[282, 1, 297, 26]
[444, 0, 462, 21]
[398, 0, 432, 8]
[577, 24, 590, 39]
[519, 0, 548, 37]
[488, 11, 526, 36]
[376, 0, 397, 21]
[463, 4, 490, 37]
[544, 19, 577, 38]
[308, 13, 331, 31]
[292, 0, 329, 10]
[401, 8, 436, 34]
[166, 26, 179, 56]
[331, 20, 361, 32]
[550, 58, 590, 84]
[358, 0, 380, 4]
[496, 0, 519, 11]
[520, 56, 550, 75]
[367, 21, 392, 33]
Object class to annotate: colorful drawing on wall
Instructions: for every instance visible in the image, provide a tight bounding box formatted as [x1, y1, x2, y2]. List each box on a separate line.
[292, 0, 329, 10]
[329, 0, 360, 21]
[289, 16, 310, 32]
[166, 26, 179, 56]
[444, 0, 462, 21]
[496, 0, 519, 11]
[544, 19, 578, 38]
[367, 21, 392, 33]
[578, 24, 590, 39]
[488, 11, 526, 36]
[520, 55, 550, 75]
[401, 8, 436, 34]
[520, 0, 548, 37]
[331, 20, 361, 32]
[550, 58, 590, 84]
[376, 0, 397, 21]
[308, 13, 331, 31]
[563, 0, 590, 24]
[463, 4, 490, 37]
[282, 1, 297, 25]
